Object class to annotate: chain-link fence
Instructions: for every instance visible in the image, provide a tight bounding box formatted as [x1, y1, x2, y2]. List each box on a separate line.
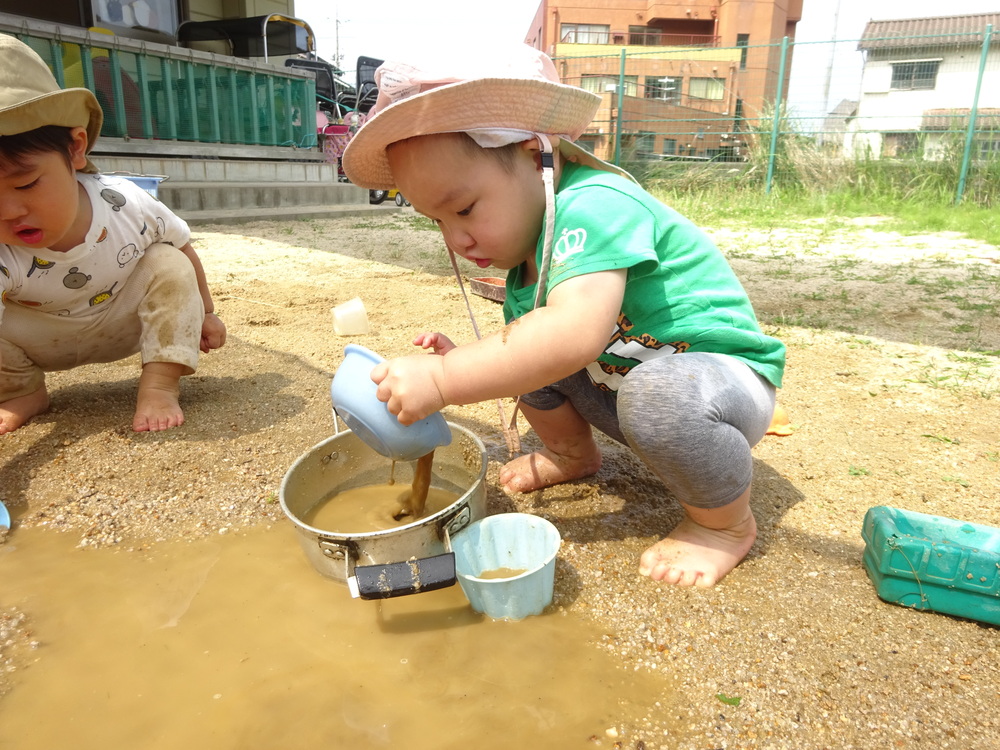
[554, 22, 998, 205]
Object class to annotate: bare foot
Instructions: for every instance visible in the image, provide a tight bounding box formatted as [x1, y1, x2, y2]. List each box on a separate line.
[498, 444, 602, 494]
[133, 363, 186, 432]
[0, 386, 50, 434]
[639, 499, 757, 587]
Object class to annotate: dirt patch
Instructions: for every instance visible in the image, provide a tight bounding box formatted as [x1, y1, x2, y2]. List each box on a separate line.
[2, 212, 999, 748]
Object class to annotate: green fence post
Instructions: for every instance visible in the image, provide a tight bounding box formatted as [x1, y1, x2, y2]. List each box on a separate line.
[206, 65, 221, 143]
[765, 36, 789, 195]
[614, 47, 626, 166]
[265, 76, 277, 146]
[182, 58, 200, 141]
[160, 57, 178, 140]
[248, 71, 261, 144]
[955, 23, 992, 205]
[227, 69, 241, 143]
[49, 39, 65, 87]
[107, 48, 128, 139]
[134, 55, 154, 140]
[300, 79, 317, 147]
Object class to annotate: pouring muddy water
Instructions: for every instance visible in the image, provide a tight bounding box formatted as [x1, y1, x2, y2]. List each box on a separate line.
[278, 346, 475, 601]
[282, 344, 560, 616]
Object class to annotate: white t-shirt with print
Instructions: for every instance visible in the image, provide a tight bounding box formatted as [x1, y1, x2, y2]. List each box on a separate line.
[0, 173, 190, 323]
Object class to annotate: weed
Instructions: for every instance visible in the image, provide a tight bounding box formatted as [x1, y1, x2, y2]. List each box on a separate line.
[848, 466, 871, 476]
[403, 215, 438, 232]
[922, 434, 959, 445]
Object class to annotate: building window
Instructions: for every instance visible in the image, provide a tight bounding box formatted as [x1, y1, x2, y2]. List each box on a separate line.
[883, 132, 920, 158]
[561, 23, 610, 44]
[94, 0, 178, 37]
[633, 131, 656, 153]
[644, 75, 679, 101]
[890, 60, 940, 90]
[978, 137, 1000, 160]
[581, 74, 638, 97]
[629, 25, 657, 46]
[736, 34, 750, 69]
[662, 138, 677, 155]
[689, 77, 725, 100]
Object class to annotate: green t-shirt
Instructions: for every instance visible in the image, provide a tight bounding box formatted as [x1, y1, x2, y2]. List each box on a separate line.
[503, 161, 785, 389]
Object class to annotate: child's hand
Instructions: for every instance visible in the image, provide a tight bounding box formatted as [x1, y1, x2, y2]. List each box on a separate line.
[201, 312, 227, 352]
[412, 332, 456, 355]
[371, 354, 446, 425]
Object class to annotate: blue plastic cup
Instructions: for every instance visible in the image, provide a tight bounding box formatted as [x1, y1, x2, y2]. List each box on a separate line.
[329, 344, 451, 462]
[452, 513, 562, 620]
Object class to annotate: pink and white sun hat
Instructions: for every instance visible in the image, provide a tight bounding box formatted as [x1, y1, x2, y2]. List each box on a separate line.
[342, 44, 632, 189]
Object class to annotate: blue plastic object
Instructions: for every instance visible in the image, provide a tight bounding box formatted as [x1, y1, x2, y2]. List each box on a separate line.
[452, 513, 561, 620]
[114, 173, 167, 199]
[330, 344, 451, 462]
[861, 505, 1000, 626]
[0, 500, 10, 530]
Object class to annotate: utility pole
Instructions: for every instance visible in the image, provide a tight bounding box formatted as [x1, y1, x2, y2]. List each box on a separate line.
[821, 0, 842, 116]
[335, 12, 341, 68]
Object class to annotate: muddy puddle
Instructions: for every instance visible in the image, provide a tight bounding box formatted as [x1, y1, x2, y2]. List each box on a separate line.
[0, 524, 680, 748]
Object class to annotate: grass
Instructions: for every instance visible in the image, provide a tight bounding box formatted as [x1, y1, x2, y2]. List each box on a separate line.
[629, 116, 1000, 248]
[644, 184, 1000, 248]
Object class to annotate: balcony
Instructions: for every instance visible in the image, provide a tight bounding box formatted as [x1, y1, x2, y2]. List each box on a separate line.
[559, 30, 719, 48]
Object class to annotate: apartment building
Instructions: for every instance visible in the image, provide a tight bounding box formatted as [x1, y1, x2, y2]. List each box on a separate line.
[525, 0, 803, 161]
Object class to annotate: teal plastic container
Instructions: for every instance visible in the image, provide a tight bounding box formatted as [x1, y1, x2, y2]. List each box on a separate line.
[861, 505, 1000, 626]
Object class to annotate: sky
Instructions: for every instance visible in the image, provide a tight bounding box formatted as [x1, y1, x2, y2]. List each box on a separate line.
[293, 0, 996, 119]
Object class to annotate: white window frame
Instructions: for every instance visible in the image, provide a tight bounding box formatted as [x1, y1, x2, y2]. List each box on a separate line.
[689, 77, 725, 100]
[561, 23, 610, 44]
[889, 58, 942, 91]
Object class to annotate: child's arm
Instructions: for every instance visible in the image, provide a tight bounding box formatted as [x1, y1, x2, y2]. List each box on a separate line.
[178, 242, 227, 352]
[373, 269, 626, 424]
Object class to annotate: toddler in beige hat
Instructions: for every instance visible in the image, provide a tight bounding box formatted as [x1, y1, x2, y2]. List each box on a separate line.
[0, 34, 226, 433]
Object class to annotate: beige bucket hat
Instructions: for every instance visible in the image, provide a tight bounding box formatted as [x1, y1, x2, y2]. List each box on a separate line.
[0, 33, 104, 173]
[342, 44, 634, 188]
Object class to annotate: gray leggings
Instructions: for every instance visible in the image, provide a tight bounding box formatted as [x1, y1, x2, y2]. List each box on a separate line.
[519, 352, 777, 509]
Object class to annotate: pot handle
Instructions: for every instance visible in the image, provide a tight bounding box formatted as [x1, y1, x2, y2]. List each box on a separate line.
[352, 553, 457, 599]
[326, 496, 474, 600]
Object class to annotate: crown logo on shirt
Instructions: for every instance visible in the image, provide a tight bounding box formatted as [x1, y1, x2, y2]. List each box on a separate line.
[553, 227, 587, 262]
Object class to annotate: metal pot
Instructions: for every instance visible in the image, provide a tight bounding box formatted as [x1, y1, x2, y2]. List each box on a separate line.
[279, 423, 487, 600]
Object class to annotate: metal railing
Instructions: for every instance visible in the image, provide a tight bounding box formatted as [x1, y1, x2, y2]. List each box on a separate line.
[560, 30, 719, 48]
[0, 13, 317, 150]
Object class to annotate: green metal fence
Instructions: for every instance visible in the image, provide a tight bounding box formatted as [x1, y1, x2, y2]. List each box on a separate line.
[554, 23, 998, 205]
[1, 20, 317, 150]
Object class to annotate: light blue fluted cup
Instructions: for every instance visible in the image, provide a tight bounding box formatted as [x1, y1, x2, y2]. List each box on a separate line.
[452, 513, 562, 620]
[330, 344, 451, 462]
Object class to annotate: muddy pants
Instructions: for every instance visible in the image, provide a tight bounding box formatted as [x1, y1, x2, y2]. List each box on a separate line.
[519, 352, 777, 510]
[0, 244, 204, 401]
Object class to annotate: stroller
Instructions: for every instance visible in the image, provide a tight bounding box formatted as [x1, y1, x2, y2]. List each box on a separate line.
[315, 56, 387, 191]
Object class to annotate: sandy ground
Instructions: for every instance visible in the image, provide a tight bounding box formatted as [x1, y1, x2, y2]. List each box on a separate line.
[2, 210, 999, 748]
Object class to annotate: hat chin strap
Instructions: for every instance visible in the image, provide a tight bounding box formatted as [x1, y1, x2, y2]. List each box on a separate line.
[532, 133, 556, 312]
[445, 132, 557, 457]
